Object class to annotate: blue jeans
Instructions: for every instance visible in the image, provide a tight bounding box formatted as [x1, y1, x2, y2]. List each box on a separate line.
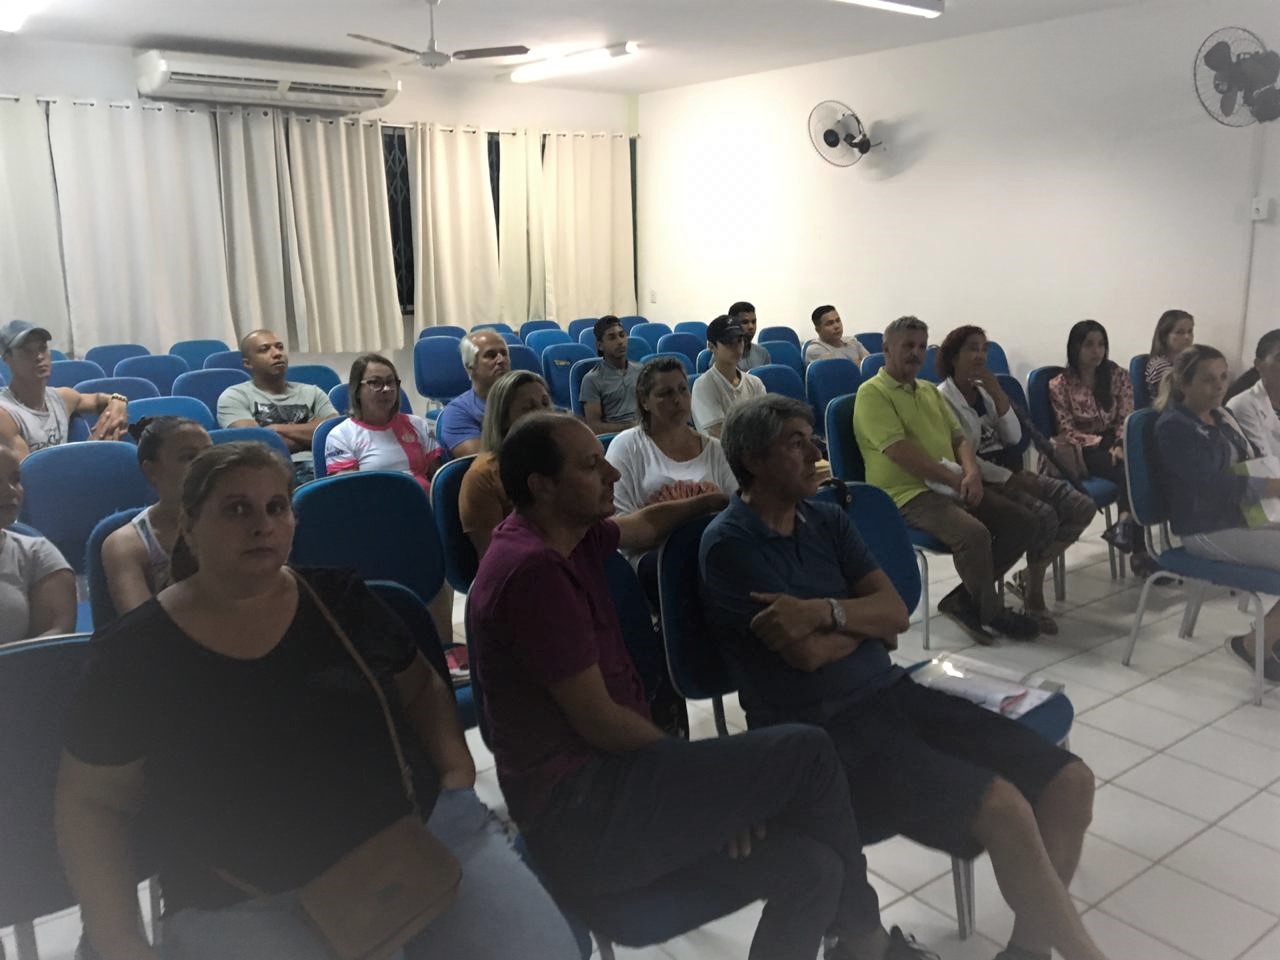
[160, 788, 579, 960]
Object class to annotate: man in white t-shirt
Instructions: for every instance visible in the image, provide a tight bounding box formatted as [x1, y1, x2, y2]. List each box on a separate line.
[691, 316, 766, 438]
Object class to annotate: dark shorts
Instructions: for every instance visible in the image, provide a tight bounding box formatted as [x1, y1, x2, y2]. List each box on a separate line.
[823, 677, 1079, 860]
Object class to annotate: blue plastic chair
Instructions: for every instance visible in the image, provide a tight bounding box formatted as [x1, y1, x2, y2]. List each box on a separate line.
[618, 315, 647, 332]
[569, 358, 603, 417]
[85, 507, 144, 629]
[202, 349, 245, 371]
[418, 325, 467, 340]
[1124, 408, 1277, 705]
[0, 361, 6, 385]
[567, 318, 598, 342]
[507, 344, 541, 375]
[985, 341, 1011, 376]
[520, 320, 560, 342]
[526, 329, 573, 356]
[860, 352, 886, 379]
[920, 345, 943, 384]
[125, 395, 216, 430]
[542, 343, 594, 409]
[46, 359, 104, 388]
[854, 332, 883, 354]
[997, 372, 1059, 600]
[288, 364, 342, 393]
[472, 322, 515, 336]
[85, 343, 148, 374]
[172, 368, 250, 421]
[631, 322, 672, 349]
[674, 321, 707, 339]
[639, 352, 693, 375]
[499, 332, 522, 346]
[209, 425, 292, 460]
[114, 354, 188, 395]
[695, 349, 712, 374]
[598, 432, 618, 453]
[327, 383, 412, 417]
[310, 416, 347, 479]
[757, 326, 800, 350]
[626, 338, 651, 364]
[806, 358, 860, 438]
[1130, 354, 1152, 409]
[749, 363, 804, 401]
[605, 553, 667, 701]
[49, 349, 67, 362]
[71, 376, 160, 403]
[578, 328, 597, 348]
[430, 455, 480, 594]
[169, 338, 230, 372]
[18, 442, 154, 574]
[655, 332, 703, 369]
[759, 340, 803, 378]
[413, 336, 471, 404]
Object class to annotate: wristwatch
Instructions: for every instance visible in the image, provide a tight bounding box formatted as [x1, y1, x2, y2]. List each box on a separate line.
[826, 597, 846, 632]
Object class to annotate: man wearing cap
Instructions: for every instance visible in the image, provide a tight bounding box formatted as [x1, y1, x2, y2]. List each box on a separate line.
[691, 315, 767, 438]
[0, 321, 130, 459]
[581, 315, 641, 435]
[728, 301, 772, 372]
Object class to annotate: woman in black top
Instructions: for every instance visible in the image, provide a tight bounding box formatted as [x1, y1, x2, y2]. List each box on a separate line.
[1155, 347, 1280, 681]
[56, 441, 579, 960]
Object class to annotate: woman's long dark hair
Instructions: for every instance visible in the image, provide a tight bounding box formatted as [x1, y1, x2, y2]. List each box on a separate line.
[1225, 330, 1280, 403]
[1066, 319, 1118, 411]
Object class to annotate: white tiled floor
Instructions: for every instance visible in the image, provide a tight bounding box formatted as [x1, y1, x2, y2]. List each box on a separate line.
[7, 523, 1280, 960]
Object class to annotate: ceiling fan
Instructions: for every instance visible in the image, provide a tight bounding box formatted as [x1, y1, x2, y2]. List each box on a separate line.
[349, 0, 530, 70]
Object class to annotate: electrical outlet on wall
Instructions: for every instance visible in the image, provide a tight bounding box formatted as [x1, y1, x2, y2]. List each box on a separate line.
[649, 289, 657, 304]
[1252, 197, 1273, 222]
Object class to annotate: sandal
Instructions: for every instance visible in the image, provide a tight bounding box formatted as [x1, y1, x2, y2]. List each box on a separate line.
[1025, 609, 1059, 635]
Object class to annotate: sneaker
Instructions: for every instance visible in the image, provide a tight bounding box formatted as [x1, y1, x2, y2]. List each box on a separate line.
[938, 588, 994, 646]
[988, 608, 1041, 641]
[1226, 634, 1280, 682]
[1130, 552, 1162, 579]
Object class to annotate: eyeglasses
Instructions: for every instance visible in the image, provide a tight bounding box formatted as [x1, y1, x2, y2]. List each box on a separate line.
[361, 378, 401, 392]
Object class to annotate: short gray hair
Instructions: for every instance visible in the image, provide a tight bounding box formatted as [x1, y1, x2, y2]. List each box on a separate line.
[721, 395, 813, 491]
[884, 315, 928, 346]
[459, 330, 504, 373]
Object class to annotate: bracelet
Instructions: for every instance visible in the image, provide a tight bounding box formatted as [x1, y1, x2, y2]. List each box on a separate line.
[108, 393, 129, 405]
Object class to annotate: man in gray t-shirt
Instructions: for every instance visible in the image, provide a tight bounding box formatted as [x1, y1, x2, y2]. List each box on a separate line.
[581, 316, 641, 435]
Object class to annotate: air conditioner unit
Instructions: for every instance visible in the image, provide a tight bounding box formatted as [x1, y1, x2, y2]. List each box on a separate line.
[135, 50, 399, 114]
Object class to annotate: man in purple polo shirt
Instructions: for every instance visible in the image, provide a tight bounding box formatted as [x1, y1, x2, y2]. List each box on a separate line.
[469, 411, 935, 960]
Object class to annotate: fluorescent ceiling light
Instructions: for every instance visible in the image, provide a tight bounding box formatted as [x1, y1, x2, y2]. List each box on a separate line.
[0, 0, 52, 32]
[509, 42, 639, 83]
[830, 0, 944, 18]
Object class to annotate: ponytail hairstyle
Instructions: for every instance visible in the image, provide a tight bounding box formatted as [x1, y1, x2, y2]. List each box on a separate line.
[169, 441, 295, 581]
[1225, 329, 1280, 404]
[128, 416, 205, 465]
[1154, 344, 1227, 412]
[1065, 319, 1118, 411]
[1149, 309, 1194, 358]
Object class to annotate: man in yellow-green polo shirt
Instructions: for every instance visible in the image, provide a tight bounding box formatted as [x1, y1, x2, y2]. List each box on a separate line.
[854, 316, 1039, 643]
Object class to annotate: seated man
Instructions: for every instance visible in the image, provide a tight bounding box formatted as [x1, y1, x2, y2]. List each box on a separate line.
[854, 316, 1038, 641]
[0, 320, 129, 458]
[436, 329, 510, 458]
[691, 315, 766, 439]
[804, 306, 870, 365]
[216, 329, 336, 481]
[581, 315, 640, 434]
[470, 411, 933, 960]
[702, 395, 1106, 960]
[728, 301, 771, 371]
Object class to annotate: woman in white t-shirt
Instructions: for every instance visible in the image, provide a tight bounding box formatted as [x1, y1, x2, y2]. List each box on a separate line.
[326, 354, 443, 493]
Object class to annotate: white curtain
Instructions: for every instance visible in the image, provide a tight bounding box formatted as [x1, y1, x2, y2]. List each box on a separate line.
[285, 115, 401, 353]
[0, 98, 69, 348]
[46, 101, 236, 353]
[542, 133, 636, 323]
[497, 130, 546, 324]
[409, 123, 499, 330]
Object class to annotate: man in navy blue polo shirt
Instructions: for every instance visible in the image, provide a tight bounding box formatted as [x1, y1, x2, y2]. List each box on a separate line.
[701, 395, 1108, 960]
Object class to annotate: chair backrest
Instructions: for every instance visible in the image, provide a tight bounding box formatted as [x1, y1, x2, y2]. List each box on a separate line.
[860, 352, 887, 379]
[429, 455, 480, 593]
[506, 344, 541, 375]
[6, 521, 41, 537]
[519, 319, 560, 341]
[291, 471, 445, 605]
[168, 339, 230, 371]
[1130, 354, 1152, 409]
[86, 507, 144, 630]
[806, 358, 861, 436]
[541, 343, 594, 409]
[854, 332, 883, 354]
[202, 349, 245, 370]
[525, 329, 572, 356]
[1124, 408, 1166, 528]
[72, 376, 161, 403]
[760, 340, 803, 377]
[327, 383, 412, 416]
[658, 514, 733, 702]
[311, 416, 348, 479]
[1027, 365, 1065, 438]
[640, 351, 693, 375]
[626, 338, 652, 363]
[126, 395, 217, 430]
[472, 322, 515, 335]
[996, 374, 1032, 456]
[413, 336, 471, 403]
[114, 354, 189, 395]
[655, 332, 703, 368]
[49, 349, 68, 362]
[674, 321, 708, 339]
[824, 393, 865, 482]
[619, 315, 647, 332]
[750, 363, 805, 401]
[816, 482, 921, 615]
[0, 634, 94, 929]
[696, 348, 712, 373]
[208, 426, 291, 459]
[569, 357, 603, 416]
[920, 345, 943, 383]
[18, 442, 154, 573]
[631, 322, 672, 348]
[366, 580, 452, 688]
[85, 343, 149, 374]
[499, 332, 522, 346]
[0, 359, 6, 384]
[757, 326, 800, 349]
[598, 431, 618, 452]
[567, 318, 598, 342]
[985, 341, 1011, 375]
[577, 328, 596, 348]
[288, 364, 341, 393]
[605, 552, 665, 699]
[47, 359, 104, 388]
[172, 368, 250, 420]
[418, 325, 467, 340]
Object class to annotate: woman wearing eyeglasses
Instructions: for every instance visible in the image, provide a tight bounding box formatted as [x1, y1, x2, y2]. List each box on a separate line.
[325, 355, 443, 493]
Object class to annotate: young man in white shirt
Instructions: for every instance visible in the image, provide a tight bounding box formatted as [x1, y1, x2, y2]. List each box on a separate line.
[691, 315, 766, 438]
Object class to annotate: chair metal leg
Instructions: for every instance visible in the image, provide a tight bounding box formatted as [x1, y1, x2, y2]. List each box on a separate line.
[1179, 582, 1208, 639]
[917, 550, 931, 651]
[712, 696, 728, 737]
[1052, 553, 1066, 603]
[1251, 592, 1266, 707]
[951, 856, 975, 940]
[596, 936, 617, 960]
[14, 921, 37, 960]
[1123, 571, 1165, 666]
[1104, 505, 1119, 580]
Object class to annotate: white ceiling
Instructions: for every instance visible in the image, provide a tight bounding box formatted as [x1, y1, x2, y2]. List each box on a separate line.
[20, 0, 1160, 93]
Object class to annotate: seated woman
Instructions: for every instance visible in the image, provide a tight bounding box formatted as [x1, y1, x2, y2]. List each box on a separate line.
[102, 417, 211, 617]
[458, 370, 552, 559]
[1155, 346, 1280, 681]
[56, 441, 580, 960]
[0, 436, 75, 644]
[937, 327, 1095, 633]
[1143, 309, 1194, 398]
[1226, 330, 1280, 460]
[325, 354, 442, 493]
[1048, 319, 1156, 576]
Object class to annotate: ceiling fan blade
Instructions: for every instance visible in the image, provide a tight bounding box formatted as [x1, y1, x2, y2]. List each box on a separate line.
[348, 33, 424, 57]
[1203, 39, 1234, 73]
[1222, 87, 1240, 116]
[450, 44, 531, 61]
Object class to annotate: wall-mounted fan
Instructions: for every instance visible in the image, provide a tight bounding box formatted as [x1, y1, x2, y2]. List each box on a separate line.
[808, 100, 878, 167]
[1194, 27, 1280, 126]
[350, 0, 530, 70]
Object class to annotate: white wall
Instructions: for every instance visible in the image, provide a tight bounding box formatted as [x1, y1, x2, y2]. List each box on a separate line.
[637, 0, 1279, 378]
